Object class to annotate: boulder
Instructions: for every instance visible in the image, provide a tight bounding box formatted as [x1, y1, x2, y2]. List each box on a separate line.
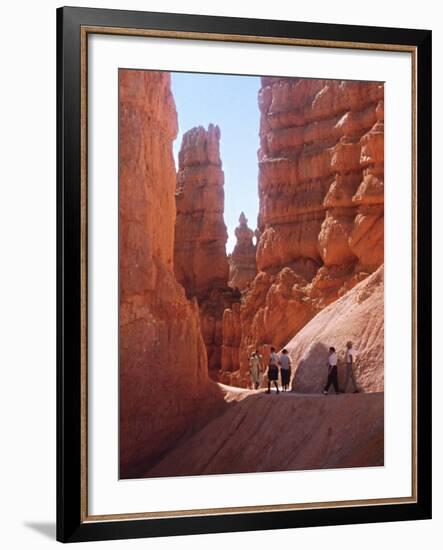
[289, 265, 384, 393]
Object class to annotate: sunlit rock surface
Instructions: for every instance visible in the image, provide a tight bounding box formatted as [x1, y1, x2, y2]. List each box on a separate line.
[221, 78, 384, 384]
[289, 265, 384, 393]
[174, 125, 239, 377]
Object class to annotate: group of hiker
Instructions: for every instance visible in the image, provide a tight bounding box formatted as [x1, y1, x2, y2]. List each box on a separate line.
[248, 347, 292, 394]
[248, 341, 359, 395]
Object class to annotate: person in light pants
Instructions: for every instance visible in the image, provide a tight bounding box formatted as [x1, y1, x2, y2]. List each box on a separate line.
[343, 341, 360, 393]
[249, 350, 264, 390]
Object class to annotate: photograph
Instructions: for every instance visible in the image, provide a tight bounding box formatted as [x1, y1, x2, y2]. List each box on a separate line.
[119, 68, 385, 480]
[0, 0, 435, 546]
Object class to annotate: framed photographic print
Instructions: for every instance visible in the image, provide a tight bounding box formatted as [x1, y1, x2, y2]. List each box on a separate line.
[57, 6, 432, 543]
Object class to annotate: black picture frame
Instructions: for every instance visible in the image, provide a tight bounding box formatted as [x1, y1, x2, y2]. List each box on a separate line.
[57, 5, 432, 543]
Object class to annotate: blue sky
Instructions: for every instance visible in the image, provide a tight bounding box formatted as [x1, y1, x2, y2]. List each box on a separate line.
[171, 72, 261, 252]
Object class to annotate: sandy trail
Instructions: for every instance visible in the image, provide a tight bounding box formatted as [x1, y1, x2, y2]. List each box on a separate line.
[143, 383, 384, 478]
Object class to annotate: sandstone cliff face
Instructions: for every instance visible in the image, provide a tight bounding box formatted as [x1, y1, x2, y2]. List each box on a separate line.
[228, 212, 257, 291]
[222, 78, 384, 383]
[174, 125, 238, 377]
[119, 71, 222, 478]
[289, 264, 384, 394]
[258, 77, 384, 297]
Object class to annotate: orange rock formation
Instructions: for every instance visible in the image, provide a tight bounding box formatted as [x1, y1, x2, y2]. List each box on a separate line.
[228, 212, 257, 291]
[222, 78, 384, 384]
[174, 125, 239, 377]
[119, 71, 222, 478]
[174, 124, 229, 297]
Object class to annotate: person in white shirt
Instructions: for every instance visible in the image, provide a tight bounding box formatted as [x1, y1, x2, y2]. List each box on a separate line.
[266, 347, 280, 394]
[343, 341, 359, 393]
[279, 349, 292, 391]
[323, 347, 340, 395]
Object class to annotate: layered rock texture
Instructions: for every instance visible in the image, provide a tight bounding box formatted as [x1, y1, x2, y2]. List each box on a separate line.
[175, 124, 229, 297]
[221, 77, 384, 384]
[289, 264, 384, 393]
[145, 387, 384, 477]
[119, 71, 222, 478]
[174, 125, 238, 377]
[228, 212, 257, 291]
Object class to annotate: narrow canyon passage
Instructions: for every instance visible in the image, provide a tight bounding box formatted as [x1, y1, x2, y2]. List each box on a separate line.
[144, 266, 385, 478]
[119, 69, 385, 479]
[171, 75, 384, 391]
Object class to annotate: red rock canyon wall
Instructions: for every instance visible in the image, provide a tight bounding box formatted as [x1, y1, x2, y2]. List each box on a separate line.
[221, 77, 384, 385]
[119, 71, 221, 478]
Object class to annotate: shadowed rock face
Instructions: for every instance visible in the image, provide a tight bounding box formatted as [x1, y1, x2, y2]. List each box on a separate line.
[228, 212, 257, 291]
[289, 265, 384, 393]
[119, 71, 223, 478]
[174, 125, 239, 377]
[222, 78, 384, 384]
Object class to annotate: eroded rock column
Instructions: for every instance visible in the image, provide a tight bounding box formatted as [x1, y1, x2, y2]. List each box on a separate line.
[228, 212, 257, 291]
[174, 125, 238, 378]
